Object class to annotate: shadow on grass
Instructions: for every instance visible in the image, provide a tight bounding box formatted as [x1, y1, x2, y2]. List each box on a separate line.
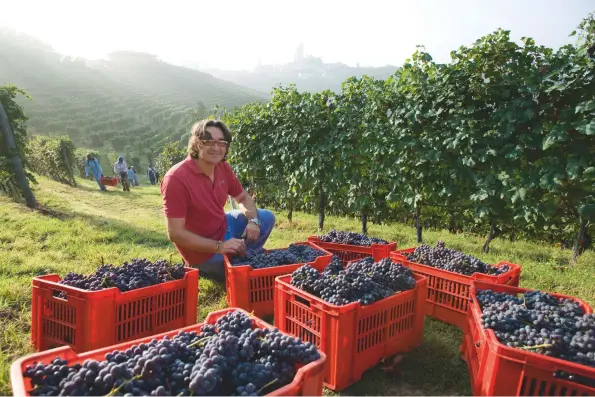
[34, 204, 171, 250]
[321, 318, 471, 396]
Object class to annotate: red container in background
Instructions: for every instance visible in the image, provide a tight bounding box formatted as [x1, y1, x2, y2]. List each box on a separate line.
[391, 248, 521, 329]
[307, 236, 396, 266]
[224, 242, 333, 318]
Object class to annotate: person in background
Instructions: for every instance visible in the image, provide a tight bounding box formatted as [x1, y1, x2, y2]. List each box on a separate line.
[148, 166, 156, 185]
[114, 156, 130, 192]
[127, 167, 136, 188]
[85, 154, 106, 191]
[131, 166, 139, 186]
[155, 168, 160, 184]
[161, 119, 276, 282]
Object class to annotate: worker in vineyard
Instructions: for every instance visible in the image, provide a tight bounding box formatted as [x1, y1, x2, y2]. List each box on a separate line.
[127, 167, 136, 188]
[160, 119, 276, 282]
[85, 154, 106, 191]
[130, 166, 140, 186]
[114, 156, 131, 192]
[148, 166, 156, 185]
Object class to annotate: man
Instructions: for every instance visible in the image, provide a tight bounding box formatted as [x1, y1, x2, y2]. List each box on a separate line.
[160, 119, 275, 281]
[85, 154, 106, 191]
[127, 166, 136, 188]
[148, 166, 156, 185]
[114, 156, 131, 192]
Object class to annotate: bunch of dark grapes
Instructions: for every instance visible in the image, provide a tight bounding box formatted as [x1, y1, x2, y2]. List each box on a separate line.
[405, 241, 508, 276]
[22, 310, 321, 396]
[290, 256, 416, 306]
[318, 229, 389, 246]
[229, 244, 327, 269]
[477, 289, 595, 386]
[58, 259, 186, 293]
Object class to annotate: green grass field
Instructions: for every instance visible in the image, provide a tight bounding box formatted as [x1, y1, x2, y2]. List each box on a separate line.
[0, 176, 594, 395]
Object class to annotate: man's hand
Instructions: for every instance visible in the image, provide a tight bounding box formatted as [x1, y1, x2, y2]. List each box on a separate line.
[220, 238, 247, 255]
[244, 222, 260, 243]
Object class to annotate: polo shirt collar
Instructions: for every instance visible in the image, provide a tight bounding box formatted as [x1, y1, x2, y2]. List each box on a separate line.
[185, 155, 222, 176]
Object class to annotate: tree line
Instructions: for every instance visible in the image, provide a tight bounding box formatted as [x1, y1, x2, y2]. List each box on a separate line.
[222, 14, 595, 264]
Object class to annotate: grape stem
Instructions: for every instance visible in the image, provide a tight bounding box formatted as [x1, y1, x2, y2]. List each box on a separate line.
[257, 378, 278, 394]
[188, 336, 212, 348]
[105, 374, 141, 396]
[520, 343, 553, 350]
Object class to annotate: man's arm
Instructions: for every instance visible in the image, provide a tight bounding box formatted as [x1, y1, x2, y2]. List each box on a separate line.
[166, 218, 220, 253]
[166, 218, 247, 255]
[234, 191, 257, 221]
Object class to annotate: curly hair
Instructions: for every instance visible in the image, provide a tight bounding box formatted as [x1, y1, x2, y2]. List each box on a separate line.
[187, 119, 233, 160]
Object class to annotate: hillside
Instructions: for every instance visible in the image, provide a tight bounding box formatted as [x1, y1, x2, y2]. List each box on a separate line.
[206, 54, 399, 93]
[0, 29, 268, 154]
[0, 176, 594, 395]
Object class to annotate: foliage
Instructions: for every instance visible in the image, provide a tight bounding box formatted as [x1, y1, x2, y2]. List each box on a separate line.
[155, 141, 186, 176]
[0, 29, 266, 158]
[225, 14, 595, 258]
[0, 84, 35, 198]
[28, 135, 77, 186]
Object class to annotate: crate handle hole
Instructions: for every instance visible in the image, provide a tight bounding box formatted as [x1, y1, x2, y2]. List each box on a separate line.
[51, 290, 68, 301]
[295, 295, 311, 307]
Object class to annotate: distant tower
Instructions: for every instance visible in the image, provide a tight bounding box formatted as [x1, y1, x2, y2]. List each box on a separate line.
[295, 43, 304, 63]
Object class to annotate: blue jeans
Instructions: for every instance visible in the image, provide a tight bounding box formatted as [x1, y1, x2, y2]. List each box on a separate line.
[198, 209, 276, 280]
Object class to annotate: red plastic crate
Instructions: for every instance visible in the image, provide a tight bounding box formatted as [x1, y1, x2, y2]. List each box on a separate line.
[461, 281, 595, 396]
[307, 236, 396, 266]
[224, 242, 333, 318]
[390, 247, 521, 329]
[99, 176, 119, 186]
[274, 272, 427, 391]
[31, 267, 199, 353]
[13, 308, 326, 397]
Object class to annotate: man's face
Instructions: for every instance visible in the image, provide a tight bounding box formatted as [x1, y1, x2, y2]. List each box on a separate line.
[199, 126, 228, 165]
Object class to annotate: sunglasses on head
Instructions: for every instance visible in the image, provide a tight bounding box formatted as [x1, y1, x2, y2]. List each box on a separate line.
[200, 139, 229, 148]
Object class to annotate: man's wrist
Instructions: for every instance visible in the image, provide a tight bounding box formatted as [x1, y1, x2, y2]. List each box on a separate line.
[214, 240, 223, 253]
[248, 217, 261, 227]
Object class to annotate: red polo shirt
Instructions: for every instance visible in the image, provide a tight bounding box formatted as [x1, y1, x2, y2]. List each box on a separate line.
[160, 156, 244, 265]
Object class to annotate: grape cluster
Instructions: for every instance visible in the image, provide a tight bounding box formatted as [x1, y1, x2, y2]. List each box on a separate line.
[229, 244, 327, 269]
[477, 289, 595, 376]
[318, 229, 389, 246]
[290, 256, 416, 306]
[405, 241, 509, 276]
[58, 259, 186, 293]
[22, 311, 321, 396]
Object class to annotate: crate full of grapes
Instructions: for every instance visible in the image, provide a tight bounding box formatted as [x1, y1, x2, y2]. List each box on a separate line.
[31, 258, 199, 353]
[461, 281, 595, 396]
[390, 242, 521, 329]
[307, 230, 396, 266]
[12, 308, 327, 396]
[224, 242, 332, 318]
[274, 256, 427, 391]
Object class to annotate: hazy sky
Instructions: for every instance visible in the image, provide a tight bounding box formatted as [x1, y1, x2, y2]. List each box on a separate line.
[1, 0, 593, 70]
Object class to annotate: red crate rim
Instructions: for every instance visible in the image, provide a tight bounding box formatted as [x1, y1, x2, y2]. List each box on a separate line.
[11, 307, 327, 397]
[307, 235, 396, 249]
[470, 280, 595, 381]
[224, 241, 333, 271]
[390, 247, 521, 280]
[33, 266, 198, 295]
[275, 272, 427, 312]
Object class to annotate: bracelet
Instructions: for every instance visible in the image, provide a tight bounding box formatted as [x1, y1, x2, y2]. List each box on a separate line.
[215, 240, 223, 253]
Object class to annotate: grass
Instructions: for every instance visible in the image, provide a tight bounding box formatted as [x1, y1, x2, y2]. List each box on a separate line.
[0, 176, 594, 395]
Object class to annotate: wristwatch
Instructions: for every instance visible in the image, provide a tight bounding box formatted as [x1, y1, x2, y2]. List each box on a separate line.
[248, 218, 261, 227]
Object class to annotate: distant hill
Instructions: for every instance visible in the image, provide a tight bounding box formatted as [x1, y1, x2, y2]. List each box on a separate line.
[0, 29, 268, 155]
[205, 54, 399, 93]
